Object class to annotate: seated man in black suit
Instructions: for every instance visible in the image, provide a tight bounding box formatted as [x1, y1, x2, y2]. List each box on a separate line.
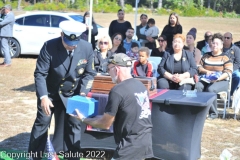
[196, 31, 212, 51]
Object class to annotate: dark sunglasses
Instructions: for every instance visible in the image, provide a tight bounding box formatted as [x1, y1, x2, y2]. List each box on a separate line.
[99, 41, 109, 45]
[224, 37, 231, 39]
[158, 39, 165, 42]
[114, 37, 122, 41]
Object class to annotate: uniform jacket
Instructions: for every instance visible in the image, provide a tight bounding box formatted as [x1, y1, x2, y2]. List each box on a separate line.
[0, 11, 14, 37]
[223, 43, 240, 71]
[34, 37, 96, 107]
[158, 49, 198, 78]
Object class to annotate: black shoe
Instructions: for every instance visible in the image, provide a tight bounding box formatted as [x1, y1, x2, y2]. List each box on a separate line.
[207, 113, 218, 120]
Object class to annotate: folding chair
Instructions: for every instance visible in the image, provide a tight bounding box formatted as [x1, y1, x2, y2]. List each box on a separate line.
[217, 74, 232, 119]
[148, 56, 162, 77]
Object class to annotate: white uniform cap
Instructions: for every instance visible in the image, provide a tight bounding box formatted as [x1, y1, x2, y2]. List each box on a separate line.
[59, 20, 86, 46]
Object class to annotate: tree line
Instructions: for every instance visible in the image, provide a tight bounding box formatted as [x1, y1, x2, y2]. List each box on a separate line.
[118, 0, 240, 14]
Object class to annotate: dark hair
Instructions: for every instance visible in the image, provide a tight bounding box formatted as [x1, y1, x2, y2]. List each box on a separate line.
[147, 18, 155, 25]
[140, 14, 148, 18]
[159, 35, 167, 41]
[131, 42, 139, 48]
[127, 27, 134, 31]
[168, 12, 180, 26]
[118, 9, 124, 13]
[83, 11, 96, 24]
[111, 32, 124, 47]
[212, 33, 224, 42]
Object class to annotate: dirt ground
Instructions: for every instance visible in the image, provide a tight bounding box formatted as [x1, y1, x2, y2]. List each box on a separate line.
[0, 12, 240, 160]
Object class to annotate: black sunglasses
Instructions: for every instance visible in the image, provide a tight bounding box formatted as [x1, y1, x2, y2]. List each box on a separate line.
[224, 37, 231, 39]
[100, 41, 109, 45]
[158, 39, 165, 42]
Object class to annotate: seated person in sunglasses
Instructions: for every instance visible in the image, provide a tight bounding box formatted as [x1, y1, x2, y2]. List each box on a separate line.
[94, 35, 114, 73]
[110, 33, 126, 54]
[151, 35, 170, 57]
[223, 32, 240, 96]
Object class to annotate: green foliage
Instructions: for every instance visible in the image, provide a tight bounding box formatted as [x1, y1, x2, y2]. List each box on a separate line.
[156, 8, 170, 15]
[0, 1, 4, 7]
[23, 5, 35, 11]
[10, 1, 18, 10]
[124, 4, 133, 13]
[223, 11, 240, 18]
[23, 2, 67, 11]
[205, 8, 221, 17]
[19, 0, 240, 18]
[137, 7, 152, 14]
[93, 0, 120, 13]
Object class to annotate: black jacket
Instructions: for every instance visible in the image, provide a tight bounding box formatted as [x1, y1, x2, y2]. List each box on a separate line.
[94, 50, 114, 72]
[81, 22, 98, 50]
[158, 50, 198, 78]
[34, 37, 96, 106]
[196, 40, 206, 51]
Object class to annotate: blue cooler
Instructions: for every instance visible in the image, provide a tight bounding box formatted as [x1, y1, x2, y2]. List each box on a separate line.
[66, 96, 98, 117]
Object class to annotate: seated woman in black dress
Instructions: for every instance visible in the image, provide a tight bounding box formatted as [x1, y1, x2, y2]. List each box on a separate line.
[110, 33, 126, 54]
[157, 34, 198, 90]
[94, 35, 114, 73]
[151, 35, 169, 57]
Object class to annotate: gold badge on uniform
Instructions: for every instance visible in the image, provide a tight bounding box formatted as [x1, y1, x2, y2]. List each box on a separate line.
[182, 57, 186, 61]
[70, 34, 76, 40]
[231, 51, 234, 54]
[78, 68, 84, 75]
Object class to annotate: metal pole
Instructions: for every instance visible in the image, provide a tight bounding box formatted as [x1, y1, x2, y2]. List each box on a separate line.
[88, 0, 93, 43]
[133, 0, 139, 40]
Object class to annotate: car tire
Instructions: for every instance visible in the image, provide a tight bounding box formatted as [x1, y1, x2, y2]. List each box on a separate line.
[0, 38, 21, 58]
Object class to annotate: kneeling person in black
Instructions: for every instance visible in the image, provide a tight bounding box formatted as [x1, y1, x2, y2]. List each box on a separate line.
[72, 53, 153, 160]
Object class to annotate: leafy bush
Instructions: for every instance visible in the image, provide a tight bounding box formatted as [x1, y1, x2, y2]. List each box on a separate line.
[23, 5, 35, 11]
[156, 8, 170, 15]
[124, 4, 133, 13]
[137, 7, 152, 14]
[223, 11, 240, 18]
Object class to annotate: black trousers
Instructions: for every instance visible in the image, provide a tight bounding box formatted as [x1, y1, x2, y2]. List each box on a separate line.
[195, 80, 228, 115]
[28, 99, 82, 160]
[157, 78, 193, 90]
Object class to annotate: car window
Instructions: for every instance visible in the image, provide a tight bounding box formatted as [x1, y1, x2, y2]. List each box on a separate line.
[51, 15, 68, 28]
[15, 17, 24, 25]
[69, 15, 83, 23]
[24, 15, 50, 27]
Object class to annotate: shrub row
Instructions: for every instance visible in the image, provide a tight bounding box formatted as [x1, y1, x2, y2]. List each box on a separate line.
[5, 1, 240, 18]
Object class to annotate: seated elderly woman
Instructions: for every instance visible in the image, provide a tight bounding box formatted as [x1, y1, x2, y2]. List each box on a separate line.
[157, 34, 198, 90]
[195, 33, 233, 119]
[94, 35, 114, 73]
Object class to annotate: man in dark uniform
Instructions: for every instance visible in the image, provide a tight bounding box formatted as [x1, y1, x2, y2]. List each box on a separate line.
[28, 20, 96, 160]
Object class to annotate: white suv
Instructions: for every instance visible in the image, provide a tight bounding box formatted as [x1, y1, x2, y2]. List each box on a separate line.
[2, 11, 108, 58]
